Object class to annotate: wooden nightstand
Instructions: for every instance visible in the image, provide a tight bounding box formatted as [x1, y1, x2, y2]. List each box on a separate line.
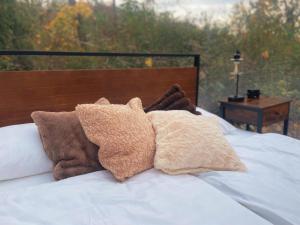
[219, 96, 292, 135]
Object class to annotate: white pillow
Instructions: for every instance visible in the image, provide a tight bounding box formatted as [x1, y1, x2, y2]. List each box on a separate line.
[196, 107, 237, 134]
[0, 123, 52, 180]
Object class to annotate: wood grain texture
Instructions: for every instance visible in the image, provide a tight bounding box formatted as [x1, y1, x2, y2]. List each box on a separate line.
[224, 107, 258, 125]
[0, 67, 197, 127]
[220, 96, 291, 126]
[263, 103, 289, 125]
[220, 96, 291, 110]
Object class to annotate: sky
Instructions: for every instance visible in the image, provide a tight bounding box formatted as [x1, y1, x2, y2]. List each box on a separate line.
[102, 0, 250, 22]
[152, 0, 245, 22]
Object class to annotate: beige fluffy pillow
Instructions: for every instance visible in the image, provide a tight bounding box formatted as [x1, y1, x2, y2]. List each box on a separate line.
[147, 110, 246, 175]
[76, 98, 156, 181]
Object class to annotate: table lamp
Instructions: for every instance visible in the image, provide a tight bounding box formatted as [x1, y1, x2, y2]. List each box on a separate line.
[228, 50, 245, 102]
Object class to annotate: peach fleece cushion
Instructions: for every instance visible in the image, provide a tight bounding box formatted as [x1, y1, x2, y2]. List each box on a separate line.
[31, 97, 110, 180]
[76, 98, 156, 181]
[147, 110, 246, 175]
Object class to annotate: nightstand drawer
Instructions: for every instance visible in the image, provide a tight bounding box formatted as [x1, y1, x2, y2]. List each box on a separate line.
[224, 107, 258, 125]
[263, 103, 289, 125]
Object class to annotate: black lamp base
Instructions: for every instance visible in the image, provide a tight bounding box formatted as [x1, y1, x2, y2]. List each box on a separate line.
[228, 95, 245, 102]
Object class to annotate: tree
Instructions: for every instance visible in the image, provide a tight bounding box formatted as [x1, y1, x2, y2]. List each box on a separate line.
[39, 1, 93, 51]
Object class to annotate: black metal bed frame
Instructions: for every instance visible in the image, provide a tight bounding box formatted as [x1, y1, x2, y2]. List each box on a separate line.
[0, 50, 201, 104]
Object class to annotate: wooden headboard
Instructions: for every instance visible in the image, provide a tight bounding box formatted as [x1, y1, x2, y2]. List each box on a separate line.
[0, 67, 197, 127]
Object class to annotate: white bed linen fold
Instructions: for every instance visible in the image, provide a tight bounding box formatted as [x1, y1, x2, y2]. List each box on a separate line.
[196, 132, 300, 225]
[0, 172, 54, 194]
[0, 169, 271, 225]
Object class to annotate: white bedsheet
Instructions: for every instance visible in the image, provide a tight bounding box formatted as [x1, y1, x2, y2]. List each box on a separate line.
[196, 131, 300, 225]
[0, 169, 271, 225]
[0, 172, 54, 195]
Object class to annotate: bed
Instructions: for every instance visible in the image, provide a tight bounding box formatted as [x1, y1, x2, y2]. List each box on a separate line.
[0, 52, 299, 225]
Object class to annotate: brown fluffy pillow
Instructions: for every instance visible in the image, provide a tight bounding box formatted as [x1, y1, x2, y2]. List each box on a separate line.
[144, 84, 200, 115]
[76, 98, 156, 181]
[148, 110, 246, 175]
[31, 97, 110, 180]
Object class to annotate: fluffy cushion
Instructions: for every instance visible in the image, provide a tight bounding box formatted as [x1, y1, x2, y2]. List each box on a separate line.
[76, 98, 156, 181]
[148, 110, 246, 175]
[31, 97, 110, 180]
[144, 84, 200, 115]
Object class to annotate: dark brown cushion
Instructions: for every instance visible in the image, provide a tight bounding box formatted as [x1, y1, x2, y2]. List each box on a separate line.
[144, 84, 201, 115]
[31, 98, 109, 180]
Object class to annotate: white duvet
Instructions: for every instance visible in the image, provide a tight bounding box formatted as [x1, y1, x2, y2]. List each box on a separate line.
[197, 132, 300, 225]
[0, 169, 271, 225]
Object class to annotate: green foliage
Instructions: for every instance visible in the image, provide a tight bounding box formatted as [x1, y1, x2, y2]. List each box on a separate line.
[0, 0, 299, 137]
